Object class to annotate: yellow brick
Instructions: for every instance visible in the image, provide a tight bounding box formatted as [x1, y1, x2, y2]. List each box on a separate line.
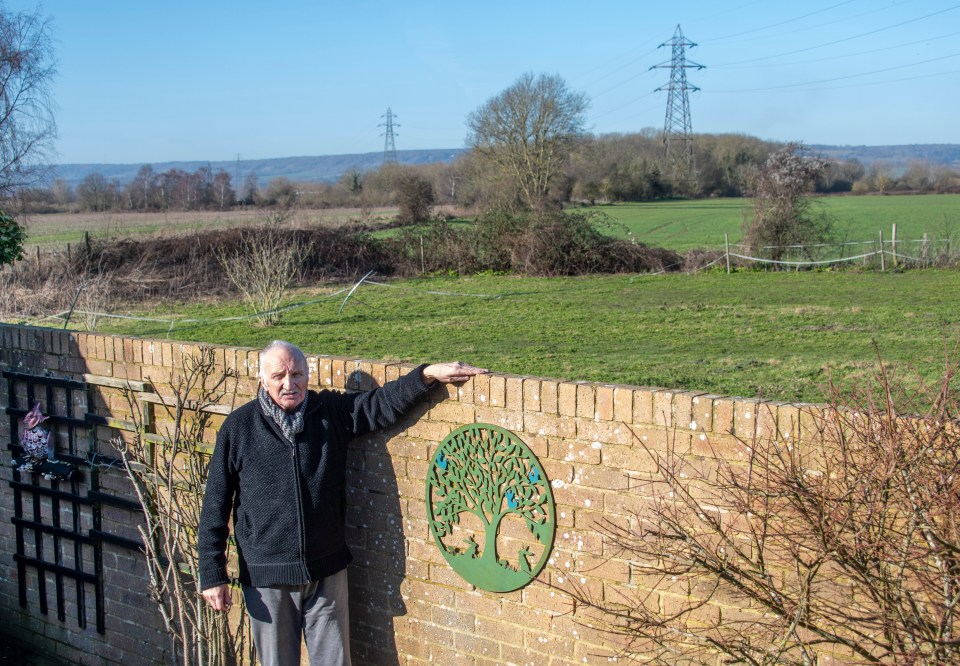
[632, 387, 656, 424]
[524, 413, 577, 439]
[558, 382, 577, 416]
[504, 375, 524, 411]
[523, 378, 541, 412]
[576, 383, 595, 419]
[613, 386, 633, 423]
[540, 379, 559, 414]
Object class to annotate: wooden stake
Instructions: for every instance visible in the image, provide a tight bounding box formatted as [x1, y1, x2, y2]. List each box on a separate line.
[879, 230, 885, 271]
[892, 223, 898, 268]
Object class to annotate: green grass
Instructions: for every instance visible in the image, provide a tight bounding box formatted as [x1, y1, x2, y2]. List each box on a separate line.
[586, 194, 960, 251]
[75, 270, 960, 404]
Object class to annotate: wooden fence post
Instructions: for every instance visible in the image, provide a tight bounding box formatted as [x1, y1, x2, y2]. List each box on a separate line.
[879, 230, 885, 271]
[892, 223, 898, 268]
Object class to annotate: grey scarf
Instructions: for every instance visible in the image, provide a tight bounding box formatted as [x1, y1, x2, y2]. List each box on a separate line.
[258, 386, 307, 444]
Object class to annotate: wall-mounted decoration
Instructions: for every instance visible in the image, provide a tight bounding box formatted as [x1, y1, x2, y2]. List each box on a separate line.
[12, 402, 76, 481]
[426, 423, 555, 593]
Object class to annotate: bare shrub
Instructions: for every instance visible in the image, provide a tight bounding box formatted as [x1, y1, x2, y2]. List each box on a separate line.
[395, 170, 436, 225]
[567, 352, 960, 665]
[1, 214, 686, 322]
[742, 143, 832, 263]
[388, 219, 485, 275]
[682, 248, 726, 272]
[62, 226, 386, 304]
[0, 253, 77, 319]
[111, 348, 253, 666]
[384, 210, 682, 276]
[215, 226, 312, 325]
[74, 274, 115, 330]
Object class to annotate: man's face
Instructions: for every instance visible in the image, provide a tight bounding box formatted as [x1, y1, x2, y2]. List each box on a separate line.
[260, 348, 308, 412]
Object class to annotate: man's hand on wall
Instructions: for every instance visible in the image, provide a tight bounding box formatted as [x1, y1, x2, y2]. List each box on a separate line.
[422, 362, 488, 385]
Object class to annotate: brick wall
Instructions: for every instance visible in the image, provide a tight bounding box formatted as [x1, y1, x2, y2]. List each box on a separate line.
[1, 323, 824, 665]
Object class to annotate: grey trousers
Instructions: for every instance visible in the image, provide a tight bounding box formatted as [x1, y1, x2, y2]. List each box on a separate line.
[241, 568, 351, 666]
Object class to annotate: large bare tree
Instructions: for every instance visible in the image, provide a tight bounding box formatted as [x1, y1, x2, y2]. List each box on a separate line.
[467, 72, 588, 213]
[0, 4, 57, 195]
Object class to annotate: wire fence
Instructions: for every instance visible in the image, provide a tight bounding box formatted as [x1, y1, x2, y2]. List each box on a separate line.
[35, 275, 504, 338]
[718, 233, 956, 272]
[15, 230, 959, 333]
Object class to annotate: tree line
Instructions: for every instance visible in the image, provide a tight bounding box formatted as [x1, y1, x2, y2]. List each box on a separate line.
[10, 133, 957, 217]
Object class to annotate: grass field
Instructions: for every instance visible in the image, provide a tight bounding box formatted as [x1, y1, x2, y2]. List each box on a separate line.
[585, 193, 960, 251]
[21, 194, 960, 253]
[13, 195, 959, 404]
[81, 270, 960, 404]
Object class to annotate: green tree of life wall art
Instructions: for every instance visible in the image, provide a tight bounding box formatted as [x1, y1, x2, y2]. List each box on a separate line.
[426, 423, 556, 593]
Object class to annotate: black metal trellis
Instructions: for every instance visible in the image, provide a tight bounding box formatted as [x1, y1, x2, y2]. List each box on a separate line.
[4, 370, 143, 634]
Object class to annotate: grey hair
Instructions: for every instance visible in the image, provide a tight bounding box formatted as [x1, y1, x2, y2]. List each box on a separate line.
[258, 340, 308, 381]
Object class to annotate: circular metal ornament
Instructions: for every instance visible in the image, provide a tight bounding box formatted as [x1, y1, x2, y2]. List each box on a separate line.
[425, 423, 556, 592]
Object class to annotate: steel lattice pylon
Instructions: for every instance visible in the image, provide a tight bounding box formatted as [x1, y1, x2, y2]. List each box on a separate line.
[651, 25, 704, 189]
[380, 107, 399, 164]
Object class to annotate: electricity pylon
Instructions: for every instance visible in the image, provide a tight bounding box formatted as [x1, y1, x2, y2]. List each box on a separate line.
[380, 108, 399, 164]
[651, 25, 704, 190]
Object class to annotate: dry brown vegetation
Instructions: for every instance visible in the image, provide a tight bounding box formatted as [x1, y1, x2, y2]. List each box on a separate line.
[0, 209, 681, 324]
[19, 206, 407, 246]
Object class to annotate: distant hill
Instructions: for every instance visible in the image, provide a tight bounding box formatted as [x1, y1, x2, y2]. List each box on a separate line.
[51, 143, 959, 189]
[51, 148, 466, 189]
[809, 144, 960, 170]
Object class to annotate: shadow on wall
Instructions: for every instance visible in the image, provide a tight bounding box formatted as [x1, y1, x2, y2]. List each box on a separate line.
[1, 330, 444, 666]
[1, 330, 170, 665]
[0, 634, 68, 665]
[344, 368, 435, 665]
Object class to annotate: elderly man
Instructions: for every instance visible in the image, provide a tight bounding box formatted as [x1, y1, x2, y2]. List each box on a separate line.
[198, 340, 486, 666]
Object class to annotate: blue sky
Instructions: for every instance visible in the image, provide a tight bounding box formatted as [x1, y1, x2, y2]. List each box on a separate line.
[10, 0, 960, 165]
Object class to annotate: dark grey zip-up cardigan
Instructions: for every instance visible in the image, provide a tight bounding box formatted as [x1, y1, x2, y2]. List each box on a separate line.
[198, 365, 432, 590]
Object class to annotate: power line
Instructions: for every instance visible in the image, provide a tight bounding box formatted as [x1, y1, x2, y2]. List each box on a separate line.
[712, 30, 960, 69]
[713, 4, 960, 67]
[700, 0, 918, 51]
[701, 0, 859, 43]
[707, 51, 960, 93]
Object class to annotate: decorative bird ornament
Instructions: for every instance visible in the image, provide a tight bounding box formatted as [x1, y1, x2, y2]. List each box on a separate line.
[13, 403, 76, 481]
[18, 402, 52, 465]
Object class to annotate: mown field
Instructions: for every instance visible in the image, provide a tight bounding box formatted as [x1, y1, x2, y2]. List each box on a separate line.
[85, 270, 960, 404]
[586, 193, 960, 251]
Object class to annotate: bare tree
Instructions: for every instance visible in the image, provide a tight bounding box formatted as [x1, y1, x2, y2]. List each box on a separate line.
[568, 354, 960, 665]
[76, 172, 113, 212]
[215, 226, 311, 325]
[212, 169, 234, 209]
[467, 72, 589, 213]
[125, 165, 156, 210]
[0, 5, 57, 195]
